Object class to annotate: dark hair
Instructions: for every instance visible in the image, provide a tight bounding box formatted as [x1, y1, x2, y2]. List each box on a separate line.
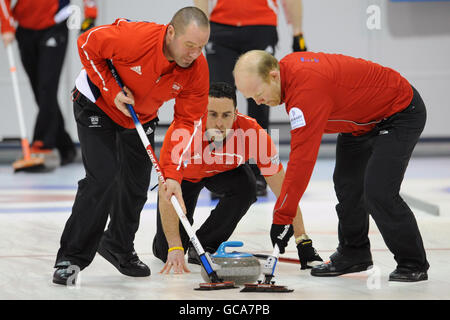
[170, 6, 209, 36]
[209, 82, 237, 108]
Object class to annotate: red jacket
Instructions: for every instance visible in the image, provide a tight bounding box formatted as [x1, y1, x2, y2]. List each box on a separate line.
[210, 0, 278, 27]
[76, 19, 209, 183]
[160, 111, 283, 183]
[273, 52, 413, 225]
[0, 0, 97, 33]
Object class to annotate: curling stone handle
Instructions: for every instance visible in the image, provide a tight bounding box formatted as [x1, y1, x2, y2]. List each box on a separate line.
[217, 241, 244, 255]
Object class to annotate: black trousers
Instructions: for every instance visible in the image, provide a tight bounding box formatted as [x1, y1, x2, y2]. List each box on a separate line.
[55, 92, 157, 269]
[333, 86, 429, 271]
[15, 22, 74, 153]
[206, 22, 278, 131]
[152, 164, 257, 262]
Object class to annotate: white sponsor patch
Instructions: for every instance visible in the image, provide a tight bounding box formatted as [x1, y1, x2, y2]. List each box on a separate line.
[289, 107, 306, 130]
[46, 37, 57, 47]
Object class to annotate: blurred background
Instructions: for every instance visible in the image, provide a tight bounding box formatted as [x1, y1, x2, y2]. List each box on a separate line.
[0, 0, 449, 160]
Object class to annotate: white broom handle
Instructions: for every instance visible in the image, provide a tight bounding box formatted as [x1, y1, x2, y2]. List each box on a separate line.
[262, 244, 280, 276]
[133, 116, 206, 255]
[106, 59, 209, 259]
[6, 45, 27, 140]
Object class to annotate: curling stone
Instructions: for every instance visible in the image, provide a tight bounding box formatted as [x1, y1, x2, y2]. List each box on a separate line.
[201, 241, 260, 285]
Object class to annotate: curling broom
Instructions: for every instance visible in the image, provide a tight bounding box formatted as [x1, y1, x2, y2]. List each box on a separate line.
[106, 59, 237, 290]
[241, 245, 294, 292]
[6, 45, 45, 173]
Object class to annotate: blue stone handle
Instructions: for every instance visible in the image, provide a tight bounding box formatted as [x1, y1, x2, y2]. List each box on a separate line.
[217, 241, 244, 256]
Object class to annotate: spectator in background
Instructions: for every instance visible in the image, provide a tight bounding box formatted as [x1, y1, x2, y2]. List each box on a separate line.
[80, 0, 97, 34]
[0, 0, 98, 166]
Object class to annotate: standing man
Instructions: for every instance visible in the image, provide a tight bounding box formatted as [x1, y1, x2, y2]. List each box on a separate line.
[0, 0, 98, 166]
[153, 82, 322, 274]
[194, 0, 307, 196]
[80, 0, 97, 34]
[233, 50, 429, 282]
[53, 7, 210, 285]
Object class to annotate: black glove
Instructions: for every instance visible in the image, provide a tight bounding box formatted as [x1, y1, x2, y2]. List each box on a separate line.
[80, 17, 96, 34]
[292, 34, 307, 52]
[296, 237, 323, 269]
[270, 224, 294, 254]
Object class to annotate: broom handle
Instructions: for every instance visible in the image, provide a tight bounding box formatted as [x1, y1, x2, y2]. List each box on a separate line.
[106, 60, 219, 278]
[261, 244, 280, 283]
[7, 45, 30, 160]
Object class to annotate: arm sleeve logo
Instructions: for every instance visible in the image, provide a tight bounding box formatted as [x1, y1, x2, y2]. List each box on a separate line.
[289, 107, 306, 130]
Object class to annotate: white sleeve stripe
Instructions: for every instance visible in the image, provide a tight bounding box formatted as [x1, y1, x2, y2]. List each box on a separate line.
[266, 0, 278, 15]
[81, 26, 112, 91]
[210, 151, 244, 166]
[116, 18, 128, 26]
[0, 0, 13, 25]
[236, 113, 257, 122]
[176, 118, 204, 171]
[54, 4, 72, 24]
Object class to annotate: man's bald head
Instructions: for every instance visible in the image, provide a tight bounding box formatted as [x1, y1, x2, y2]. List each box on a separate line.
[233, 50, 282, 107]
[233, 50, 279, 83]
[170, 6, 209, 37]
[165, 7, 210, 68]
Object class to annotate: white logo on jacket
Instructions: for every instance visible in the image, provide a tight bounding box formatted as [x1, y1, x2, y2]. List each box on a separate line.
[289, 107, 306, 130]
[172, 82, 182, 91]
[130, 66, 142, 75]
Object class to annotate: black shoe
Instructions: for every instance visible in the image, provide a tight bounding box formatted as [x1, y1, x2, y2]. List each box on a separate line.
[311, 251, 373, 277]
[187, 244, 215, 265]
[97, 243, 150, 277]
[151, 236, 168, 263]
[60, 147, 77, 166]
[52, 261, 78, 286]
[389, 267, 428, 282]
[187, 244, 201, 265]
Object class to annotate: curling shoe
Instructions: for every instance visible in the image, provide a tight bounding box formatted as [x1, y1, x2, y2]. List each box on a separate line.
[60, 147, 77, 166]
[389, 267, 428, 282]
[311, 250, 373, 277]
[255, 176, 267, 197]
[98, 242, 150, 277]
[187, 243, 215, 265]
[210, 191, 223, 200]
[53, 261, 78, 286]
